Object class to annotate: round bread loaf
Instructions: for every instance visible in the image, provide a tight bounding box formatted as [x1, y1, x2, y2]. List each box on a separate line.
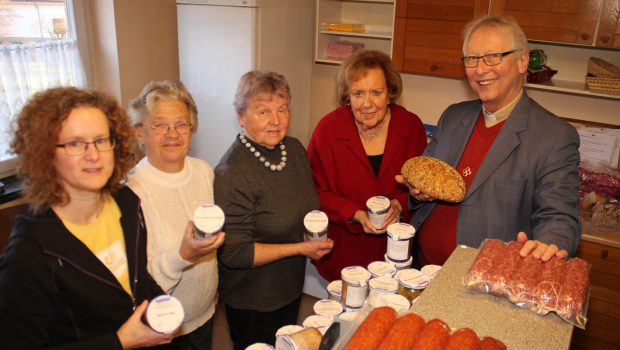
[401, 156, 466, 203]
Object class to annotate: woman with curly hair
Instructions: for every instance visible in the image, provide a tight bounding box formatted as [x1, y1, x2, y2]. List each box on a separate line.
[0, 87, 174, 349]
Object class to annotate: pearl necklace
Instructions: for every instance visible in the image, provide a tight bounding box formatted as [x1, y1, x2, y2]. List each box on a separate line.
[239, 132, 287, 171]
[355, 118, 385, 145]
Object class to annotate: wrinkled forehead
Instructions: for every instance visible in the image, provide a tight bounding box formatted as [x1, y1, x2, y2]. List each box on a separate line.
[467, 25, 515, 52]
[250, 91, 288, 104]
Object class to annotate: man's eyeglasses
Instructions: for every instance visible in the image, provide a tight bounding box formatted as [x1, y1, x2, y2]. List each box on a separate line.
[56, 137, 116, 156]
[461, 50, 518, 68]
[149, 121, 192, 135]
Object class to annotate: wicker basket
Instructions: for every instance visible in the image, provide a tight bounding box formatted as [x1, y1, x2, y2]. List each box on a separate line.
[585, 74, 620, 95]
[588, 57, 620, 78]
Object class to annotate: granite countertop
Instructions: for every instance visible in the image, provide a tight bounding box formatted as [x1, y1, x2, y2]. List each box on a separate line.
[411, 246, 573, 350]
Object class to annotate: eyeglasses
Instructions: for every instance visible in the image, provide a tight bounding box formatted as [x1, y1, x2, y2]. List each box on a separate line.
[149, 121, 192, 135]
[56, 137, 116, 156]
[461, 50, 518, 68]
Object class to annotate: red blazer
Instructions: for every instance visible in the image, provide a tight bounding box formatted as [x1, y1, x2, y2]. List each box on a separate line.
[307, 104, 427, 281]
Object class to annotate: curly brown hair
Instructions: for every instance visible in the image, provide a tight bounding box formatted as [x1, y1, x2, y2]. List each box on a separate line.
[10, 87, 135, 213]
[335, 50, 402, 106]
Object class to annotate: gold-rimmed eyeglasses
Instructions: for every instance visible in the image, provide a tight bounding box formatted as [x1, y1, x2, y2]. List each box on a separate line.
[56, 137, 116, 156]
[149, 121, 192, 135]
[461, 50, 518, 68]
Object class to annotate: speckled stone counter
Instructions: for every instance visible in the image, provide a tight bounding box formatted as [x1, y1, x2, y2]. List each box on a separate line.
[411, 245, 573, 350]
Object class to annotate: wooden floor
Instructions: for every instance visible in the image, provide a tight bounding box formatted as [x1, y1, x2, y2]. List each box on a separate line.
[211, 293, 320, 349]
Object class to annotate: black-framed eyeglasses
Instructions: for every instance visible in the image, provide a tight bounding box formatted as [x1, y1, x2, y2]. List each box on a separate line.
[149, 121, 192, 135]
[56, 137, 116, 156]
[461, 50, 518, 68]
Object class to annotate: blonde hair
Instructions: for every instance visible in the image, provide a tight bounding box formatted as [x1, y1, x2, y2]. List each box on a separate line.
[462, 15, 529, 54]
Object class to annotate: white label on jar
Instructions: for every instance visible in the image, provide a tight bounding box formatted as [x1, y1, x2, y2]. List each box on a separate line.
[341, 266, 371, 286]
[313, 299, 343, 319]
[387, 239, 410, 261]
[193, 204, 225, 239]
[144, 295, 185, 334]
[366, 196, 390, 230]
[397, 268, 430, 289]
[304, 210, 328, 233]
[369, 276, 398, 293]
[385, 253, 412, 270]
[302, 315, 333, 335]
[275, 324, 304, 337]
[337, 311, 360, 322]
[421, 264, 442, 280]
[374, 293, 411, 313]
[367, 261, 397, 278]
[344, 284, 368, 308]
[327, 280, 342, 299]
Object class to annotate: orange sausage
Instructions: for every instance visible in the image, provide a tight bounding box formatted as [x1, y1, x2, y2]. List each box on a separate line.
[376, 312, 426, 350]
[343, 306, 397, 350]
[445, 327, 481, 350]
[480, 336, 507, 350]
[410, 318, 450, 350]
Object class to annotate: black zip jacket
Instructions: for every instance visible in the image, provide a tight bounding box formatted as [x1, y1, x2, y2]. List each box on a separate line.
[0, 186, 164, 349]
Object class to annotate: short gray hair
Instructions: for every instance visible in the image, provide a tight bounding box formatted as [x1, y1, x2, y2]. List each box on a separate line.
[233, 71, 291, 115]
[462, 15, 529, 55]
[128, 80, 198, 132]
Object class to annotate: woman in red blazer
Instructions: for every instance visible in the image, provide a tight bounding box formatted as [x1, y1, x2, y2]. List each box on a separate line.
[307, 50, 427, 281]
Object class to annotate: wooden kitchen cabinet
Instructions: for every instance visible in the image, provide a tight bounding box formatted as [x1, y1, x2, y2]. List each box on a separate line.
[570, 239, 620, 350]
[490, 0, 620, 49]
[392, 0, 490, 77]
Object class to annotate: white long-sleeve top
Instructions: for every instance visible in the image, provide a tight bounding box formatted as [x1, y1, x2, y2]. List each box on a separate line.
[127, 156, 217, 335]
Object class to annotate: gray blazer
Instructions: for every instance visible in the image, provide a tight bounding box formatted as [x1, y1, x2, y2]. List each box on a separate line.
[411, 93, 582, 255]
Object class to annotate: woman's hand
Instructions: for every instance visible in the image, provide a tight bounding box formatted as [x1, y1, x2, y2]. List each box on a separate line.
[179, 221, 226, 263]
[116, 301, 174, 349]
[395, 175, 434, 202]
[516, 232, 568, 262]
[299, 238, 334, 261]
[353, 210, 384, 235]
[381, 199, 402, 228]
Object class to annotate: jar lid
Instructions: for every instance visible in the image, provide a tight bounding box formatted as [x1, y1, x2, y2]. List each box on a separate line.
[302, 315, 333, 335]
[245, 343, 275, 350]
[145, 294, 185, 334]
[421, 264, 442, 280]
[384, 254, 413, 268]
[304, 210, 329, 233]
[396, 268, 430, 289]
[386, 222, 416, 240]
[193, 204, 225, 234]
[275, 324, 304, 337]
[337, 311, 360, 322]
[366, 196, 391, 213]
[369, 276, 398, 293]
[367, 261, 397, 277]
[327, 280, 342, 296]
[341, 266, 371, 286]
[313, 299, 343, 318]
[373, 293, 411, 313]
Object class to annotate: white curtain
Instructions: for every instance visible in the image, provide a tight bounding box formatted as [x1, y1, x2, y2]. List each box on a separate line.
[0, 39, 86, 160]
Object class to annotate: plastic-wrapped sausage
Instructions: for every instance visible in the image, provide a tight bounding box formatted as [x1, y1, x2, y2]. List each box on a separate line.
[486, 241, 523, 297]
[466, 239, 504, 292]
[376, 312, 425, 350]
[536, 256, 567, 312]
[557, 258, 590, 327]
[445, 327, 480, 350]
[343, 306, 396, 350]
[410, 318, 450, 350]
[480, 336, 507, 350]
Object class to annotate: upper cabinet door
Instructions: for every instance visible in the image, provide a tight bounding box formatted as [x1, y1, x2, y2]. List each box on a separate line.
[489, 0, 603, 46]
[393, 0, 490, 77]
[597, 0, 620, 47]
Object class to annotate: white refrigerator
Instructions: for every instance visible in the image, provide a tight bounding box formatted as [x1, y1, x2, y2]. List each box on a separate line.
[177, 0, 328, 298]
[177, 0, 315, 167]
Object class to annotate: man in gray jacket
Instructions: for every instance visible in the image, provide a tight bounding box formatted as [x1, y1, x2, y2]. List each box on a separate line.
[398, 15, 581, 266]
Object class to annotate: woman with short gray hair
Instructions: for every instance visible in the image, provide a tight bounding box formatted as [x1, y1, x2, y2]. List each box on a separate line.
[127, 79, 225, 349]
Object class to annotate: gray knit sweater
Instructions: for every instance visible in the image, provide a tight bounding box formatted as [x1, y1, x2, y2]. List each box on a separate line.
[214, 135, 319, 311]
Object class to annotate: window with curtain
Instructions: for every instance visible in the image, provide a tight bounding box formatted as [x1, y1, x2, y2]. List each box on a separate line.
[0, 0, 86, 178]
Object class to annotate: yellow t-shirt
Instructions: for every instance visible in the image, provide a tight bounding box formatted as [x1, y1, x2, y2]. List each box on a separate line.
[63, 195, 132, 296]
